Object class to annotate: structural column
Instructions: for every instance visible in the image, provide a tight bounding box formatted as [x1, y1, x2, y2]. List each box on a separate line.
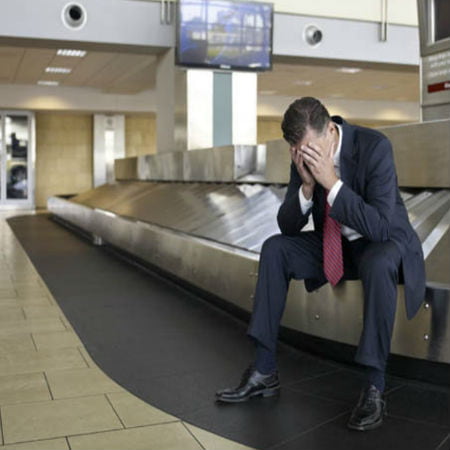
[156, 49, 257, 152]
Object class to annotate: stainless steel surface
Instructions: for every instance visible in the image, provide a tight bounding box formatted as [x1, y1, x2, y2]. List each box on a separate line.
[379, 120, 450, 188]
[48, 179, 450, 367]
[115, 144, 263, 183]
[137, 152, 184, 181]
[114, 157, 138, 181]
[423, 104, 450, 121]
[116, 120, 450, 188]
[183, 146, 238, 182]
[264, 139, 290, 184]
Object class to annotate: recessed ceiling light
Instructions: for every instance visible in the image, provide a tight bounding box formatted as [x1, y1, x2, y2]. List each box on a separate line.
[330, 93, 345, 98]
[294, 80, 313, 86]
[38, 80, 60, 86]
[336, 67, 362, 74]
[57, 49, 87, 57]
[45, 67, 72, 74]
[260, 90, 277, 95]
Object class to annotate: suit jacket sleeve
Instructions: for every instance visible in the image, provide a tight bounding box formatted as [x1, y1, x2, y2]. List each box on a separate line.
[330, 137, 397, 242]
[277, 162, 311, 235]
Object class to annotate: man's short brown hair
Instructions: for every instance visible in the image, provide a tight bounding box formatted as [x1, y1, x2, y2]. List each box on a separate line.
[281, 97, 331, 146]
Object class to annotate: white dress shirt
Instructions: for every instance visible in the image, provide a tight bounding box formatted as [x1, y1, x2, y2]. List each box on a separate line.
[298, 123, 362, 241]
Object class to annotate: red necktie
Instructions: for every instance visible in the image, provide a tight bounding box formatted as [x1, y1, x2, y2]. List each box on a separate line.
[323, 190, 344, 286]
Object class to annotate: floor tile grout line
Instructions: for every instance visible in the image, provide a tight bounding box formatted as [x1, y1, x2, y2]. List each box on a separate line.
[77, 346, 91, 368]
[0, 404, 3, 446]
[43, 371, 55, 400]
[4, 426, 125, 447]
[388, 413, 450, 430]
[30, 332, 39, 352]
[7, 420, 188, 445]
[104, 393, 126, 429]
[66, 422, 169, 441]
[266, 410, 349, 450]
[0, 392, 119, 409]
[284, 379, 407, 407]
[181, 421, 206, 450]
[281, 387, 353, 407]
[31, 387, 126, 403]
[281, 367, 345, 389]
[435, 432, 450, 450]
[0, 396, 66, 409]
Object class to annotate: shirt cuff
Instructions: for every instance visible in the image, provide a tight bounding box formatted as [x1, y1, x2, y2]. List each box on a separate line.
[327, 179, 343, 206]
[299, 186, 313, 215]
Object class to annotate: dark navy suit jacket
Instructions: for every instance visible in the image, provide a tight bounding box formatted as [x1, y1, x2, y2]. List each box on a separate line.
[277, 116, 426, 319]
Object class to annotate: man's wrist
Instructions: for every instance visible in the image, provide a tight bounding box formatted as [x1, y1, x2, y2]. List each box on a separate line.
[324, 175, 339, 191]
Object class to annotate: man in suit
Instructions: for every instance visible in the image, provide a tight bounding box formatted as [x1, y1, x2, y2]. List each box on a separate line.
[216, 97, 426, 431]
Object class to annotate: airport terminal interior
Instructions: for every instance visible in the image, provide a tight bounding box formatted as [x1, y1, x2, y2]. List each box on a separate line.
[0, 0, 449, 449]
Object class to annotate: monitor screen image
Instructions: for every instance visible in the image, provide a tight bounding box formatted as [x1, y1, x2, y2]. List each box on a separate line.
[176, 0, 273, 71]
[434, 0, 450, 42]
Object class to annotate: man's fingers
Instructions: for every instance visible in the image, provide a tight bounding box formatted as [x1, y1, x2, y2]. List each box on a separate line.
[301, 146, 320, 164]
[306, 142, 323, 156]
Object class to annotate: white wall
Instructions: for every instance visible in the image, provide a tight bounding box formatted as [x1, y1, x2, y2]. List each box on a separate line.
[243, 0, 418, 26]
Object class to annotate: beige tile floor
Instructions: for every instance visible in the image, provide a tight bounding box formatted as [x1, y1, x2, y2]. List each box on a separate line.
[0, 211, 255, 450]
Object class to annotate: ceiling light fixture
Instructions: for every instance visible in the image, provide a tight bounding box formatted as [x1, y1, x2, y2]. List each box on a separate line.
[57, 49, 87, 57]
[259, 90, 277, 95]
[38, 81, 60, 86]
[336, 67, 362, 74]
[45, 67, 72, 74]
[294, 80, 313, 86]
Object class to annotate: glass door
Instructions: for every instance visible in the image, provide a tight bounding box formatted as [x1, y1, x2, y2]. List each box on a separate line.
[0, 112, 35, 209]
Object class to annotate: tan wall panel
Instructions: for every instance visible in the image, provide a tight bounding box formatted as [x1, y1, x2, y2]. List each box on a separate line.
[125, 113, 156, 157]
[258, 117, 282, 144]
[36, 113, 93, 208]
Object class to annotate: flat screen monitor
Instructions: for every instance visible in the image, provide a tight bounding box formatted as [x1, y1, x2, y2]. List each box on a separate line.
[176, 0, 273, 71]
[433, 0, 450, 42]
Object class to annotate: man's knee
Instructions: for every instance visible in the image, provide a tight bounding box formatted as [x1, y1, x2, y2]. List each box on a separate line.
[358, 242, 400, 280]
[260, 234, 287, 259]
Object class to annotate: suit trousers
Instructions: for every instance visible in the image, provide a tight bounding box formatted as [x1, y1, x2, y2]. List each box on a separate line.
[247, 231, 402, 372]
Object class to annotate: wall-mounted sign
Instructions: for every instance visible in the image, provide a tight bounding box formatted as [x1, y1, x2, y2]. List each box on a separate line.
[422, 50, 450, 105]
[428, 80, 450, 93]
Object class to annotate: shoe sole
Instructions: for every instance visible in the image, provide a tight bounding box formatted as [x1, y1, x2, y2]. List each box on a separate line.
[347, 418, 383, 431]
[347, 410, 386, 431]
[216, 386, 280, 403]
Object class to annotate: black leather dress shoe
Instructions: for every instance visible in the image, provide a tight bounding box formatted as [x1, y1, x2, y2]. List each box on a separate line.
[216, 365, 280, 403]
[347, 385, 386, 431]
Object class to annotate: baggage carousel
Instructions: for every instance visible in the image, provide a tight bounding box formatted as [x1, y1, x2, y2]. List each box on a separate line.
[48, 120, 450, 381]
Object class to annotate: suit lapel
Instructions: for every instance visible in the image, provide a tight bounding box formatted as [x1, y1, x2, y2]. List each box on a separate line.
[332, 116, 358, 188]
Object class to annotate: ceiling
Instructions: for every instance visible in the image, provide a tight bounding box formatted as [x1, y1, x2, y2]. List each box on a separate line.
[0, 45, 420, 102]
[259, 61, 419, 102]
[0, 46, 158, 95]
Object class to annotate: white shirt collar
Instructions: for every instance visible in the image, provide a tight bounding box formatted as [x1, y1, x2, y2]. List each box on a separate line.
[333, 123, 343, 167]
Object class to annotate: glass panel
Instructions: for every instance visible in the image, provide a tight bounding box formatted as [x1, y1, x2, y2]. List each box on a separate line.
[434, 0, 450, 42]
[0, 116, 2, 200]
[5, 115, 29, 200]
